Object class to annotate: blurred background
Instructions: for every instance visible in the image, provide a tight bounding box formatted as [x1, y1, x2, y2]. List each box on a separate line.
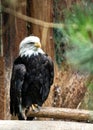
[0, 0, 93, 120]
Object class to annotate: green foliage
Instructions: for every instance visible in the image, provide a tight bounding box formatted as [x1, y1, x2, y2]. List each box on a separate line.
[53, 28, 68, 66]
[88, 82, 93, 92]
[64, 2, 93, 45]
[63, 2, 93, 74]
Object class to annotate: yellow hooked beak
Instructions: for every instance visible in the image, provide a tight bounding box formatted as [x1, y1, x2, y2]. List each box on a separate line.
[34, 42, 41, 48]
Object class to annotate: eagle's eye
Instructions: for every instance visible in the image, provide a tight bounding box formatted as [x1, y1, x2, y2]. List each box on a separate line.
[29, 42, 34, 44]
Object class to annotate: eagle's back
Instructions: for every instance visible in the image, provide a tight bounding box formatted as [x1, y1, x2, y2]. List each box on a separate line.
[12, 53, 54, 108]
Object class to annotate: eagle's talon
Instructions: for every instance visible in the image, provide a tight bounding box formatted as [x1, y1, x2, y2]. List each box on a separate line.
[31, 104, 40, 112]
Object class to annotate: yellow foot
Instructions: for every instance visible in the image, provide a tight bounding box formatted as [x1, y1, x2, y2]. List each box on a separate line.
[31, 104, 40, 112]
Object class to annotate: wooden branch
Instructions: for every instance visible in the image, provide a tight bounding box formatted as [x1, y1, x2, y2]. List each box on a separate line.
[3, 7, 64, 28]
[26, 107, 93, 122]
[0, 120, 93, 130]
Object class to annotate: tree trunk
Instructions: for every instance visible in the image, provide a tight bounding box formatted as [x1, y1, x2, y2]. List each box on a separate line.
[30, 0, 54, 59]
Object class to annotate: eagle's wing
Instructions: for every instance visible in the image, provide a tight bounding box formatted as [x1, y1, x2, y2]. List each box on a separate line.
[47, 55, 54, 85]
[10, 63, 26, 116]
[40, 55, 54, 102]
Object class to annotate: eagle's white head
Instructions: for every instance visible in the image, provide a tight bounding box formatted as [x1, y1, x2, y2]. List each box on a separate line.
[19, 36, 45, 57]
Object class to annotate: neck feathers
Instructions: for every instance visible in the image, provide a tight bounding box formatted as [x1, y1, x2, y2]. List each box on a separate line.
[19, 46, 45, 57]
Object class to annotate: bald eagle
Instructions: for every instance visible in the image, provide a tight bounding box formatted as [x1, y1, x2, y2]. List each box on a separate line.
[10, 36, 54, 120]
